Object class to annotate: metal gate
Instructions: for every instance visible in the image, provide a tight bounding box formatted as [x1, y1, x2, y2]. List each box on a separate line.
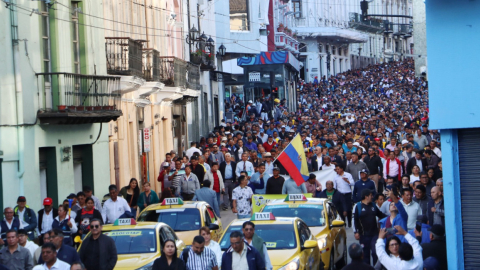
[459, 128, 480, 268]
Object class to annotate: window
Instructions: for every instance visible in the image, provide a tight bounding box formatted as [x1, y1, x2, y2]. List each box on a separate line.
[292, 0, 302, 18]
[40, 2, 51, 79]
[230, 0, 249, 31]
[71, 1, 81, 73]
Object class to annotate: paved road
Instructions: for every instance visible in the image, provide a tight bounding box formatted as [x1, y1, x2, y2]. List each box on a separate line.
[218, 207, 357, 266]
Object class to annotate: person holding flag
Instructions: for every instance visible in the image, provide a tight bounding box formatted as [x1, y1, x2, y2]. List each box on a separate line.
[275, 134, 310, 193]
[52, 204, 77, 246]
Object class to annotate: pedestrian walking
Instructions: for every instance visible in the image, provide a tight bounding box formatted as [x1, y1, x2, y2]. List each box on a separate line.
[78, 219, 117, 270]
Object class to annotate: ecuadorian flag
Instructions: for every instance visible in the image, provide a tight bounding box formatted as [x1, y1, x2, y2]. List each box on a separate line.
[277, 134, 309, 186]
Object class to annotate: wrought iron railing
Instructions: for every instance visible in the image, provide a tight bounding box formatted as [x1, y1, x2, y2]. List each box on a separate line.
[349, 13, 384, 33]
[158, 57, 200, 90]
[143, 49, 160, 81]
[105, 37, 144, 77]
[36, 72, 121, 112]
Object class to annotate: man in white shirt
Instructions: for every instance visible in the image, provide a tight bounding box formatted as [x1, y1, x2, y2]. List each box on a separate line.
[400, 188, 422, 231]
[321, 156, 335, 170]
[333, 164, 355, 227]
[102, 185, 131, 224]
[186, 142, 202, 160]
[18, 229, 38, 258]
[235, 153, 255, 179]
[33, 243, 70, 270]
[38, 198, 58, 245]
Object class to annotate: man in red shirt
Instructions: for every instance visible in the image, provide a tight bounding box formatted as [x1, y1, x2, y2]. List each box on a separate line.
[263, 135, 276, 152]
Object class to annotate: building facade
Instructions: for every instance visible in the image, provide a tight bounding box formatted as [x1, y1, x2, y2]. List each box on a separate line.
[0, 0, 118, 210]
[426, 0, 480, 268]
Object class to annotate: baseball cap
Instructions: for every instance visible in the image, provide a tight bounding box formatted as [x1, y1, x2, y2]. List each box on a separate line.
[264, 152, 272, 157]
[17, 196, 26, 202]
[401, 139, 409, 144]
[353, 142, 360, 147]
[360, 169, 369, 174]
[43, 197, 53, 206]
[273, 166, 280, 171]
[162, 162, 170, 167]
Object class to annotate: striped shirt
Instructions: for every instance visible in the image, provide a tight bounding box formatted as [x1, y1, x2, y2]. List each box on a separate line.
[181, 246, 218, 270]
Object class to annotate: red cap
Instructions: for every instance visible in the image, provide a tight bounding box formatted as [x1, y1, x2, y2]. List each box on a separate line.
[43, 197, 53, 206]
[374, 138, 380, 141]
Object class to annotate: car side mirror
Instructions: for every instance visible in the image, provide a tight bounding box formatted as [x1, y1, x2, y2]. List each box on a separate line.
[303, 240, 317, 249]
[209, 224, 220, 230]
[331, 220, 345, 228]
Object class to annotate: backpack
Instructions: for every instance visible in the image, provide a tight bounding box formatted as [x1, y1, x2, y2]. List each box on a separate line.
[356, 201, 375, 217]
[182, 247, 191, 263]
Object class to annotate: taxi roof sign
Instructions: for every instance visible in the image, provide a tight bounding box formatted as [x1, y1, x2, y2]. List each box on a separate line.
[113, 218, 137, 226]
[251, 212, 276, 221]
[161, 197, 184, 206]
[284, 194, 308, 202]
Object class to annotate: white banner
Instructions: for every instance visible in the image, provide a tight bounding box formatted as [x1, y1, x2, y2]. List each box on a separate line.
[281, 168, 337, 191]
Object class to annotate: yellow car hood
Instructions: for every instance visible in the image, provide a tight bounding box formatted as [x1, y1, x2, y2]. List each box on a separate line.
[268, 249, 299, 267]
[114, 253, 158, 270]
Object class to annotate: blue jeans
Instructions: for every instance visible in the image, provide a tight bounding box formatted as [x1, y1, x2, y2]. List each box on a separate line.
[237, 214, 251, 219]
[360, 234, 378, 265]
[216, 192, 221, 208]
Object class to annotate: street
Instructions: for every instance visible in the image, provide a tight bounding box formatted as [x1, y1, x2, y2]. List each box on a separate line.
[218, 206, 356, 265]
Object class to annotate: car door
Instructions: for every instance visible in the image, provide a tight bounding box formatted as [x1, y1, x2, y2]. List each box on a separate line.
[297, 221, 319, 270]
[206, 205, 223, 238]
[327, 202, 346, 263]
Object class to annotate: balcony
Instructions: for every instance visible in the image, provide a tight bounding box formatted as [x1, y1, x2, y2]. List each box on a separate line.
[143, 49, 160, 82]
[349, 13, 384, 34]
[158, 57, 201, 90]
[105, 37, 145, 77]
[275, 32, 299, 53]
[36, 73, 122, 124]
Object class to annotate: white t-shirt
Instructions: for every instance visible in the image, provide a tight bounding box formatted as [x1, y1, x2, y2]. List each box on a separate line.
[32, 259, 70, 270]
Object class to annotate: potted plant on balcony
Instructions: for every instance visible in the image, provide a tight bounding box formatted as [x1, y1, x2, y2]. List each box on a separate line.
[57, 105, 67, 112]
[277, 23, 285, 33]
[284, 27, 292, 36]
[190, 48, 204, 65]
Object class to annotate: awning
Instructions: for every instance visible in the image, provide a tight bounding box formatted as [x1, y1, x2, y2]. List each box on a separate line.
[154, 87, 184, 105]
[237, 51, 300, 72]
[295, 27, 368, 43]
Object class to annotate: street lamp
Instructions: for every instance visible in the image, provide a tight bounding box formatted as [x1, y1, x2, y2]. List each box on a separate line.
[189, 26, 198, 42]
[218, 44, 226, 56]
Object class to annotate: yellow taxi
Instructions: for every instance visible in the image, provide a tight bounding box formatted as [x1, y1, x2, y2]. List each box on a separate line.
[77, 218, 186, 270]
[137, 198, 223, 246]
[260, 195, 347, 270]
[218, 213, 323, 270]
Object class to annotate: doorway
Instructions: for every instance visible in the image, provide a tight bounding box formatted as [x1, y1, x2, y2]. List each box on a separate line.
[73, 145, 94, 194]
[39, 147, 58, 206]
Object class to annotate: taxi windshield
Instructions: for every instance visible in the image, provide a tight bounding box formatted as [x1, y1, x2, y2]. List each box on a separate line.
[219, 224, 297, 251]
[263, 204, 326, 227]
[138, 208, 201, 231]
[103, 229, 156, 254]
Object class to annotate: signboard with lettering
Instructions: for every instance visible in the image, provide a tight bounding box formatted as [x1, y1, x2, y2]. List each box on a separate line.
[143, 127, 151, 152]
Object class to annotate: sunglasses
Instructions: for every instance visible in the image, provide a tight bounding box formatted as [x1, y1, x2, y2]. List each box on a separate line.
[91, 225, 101, 229]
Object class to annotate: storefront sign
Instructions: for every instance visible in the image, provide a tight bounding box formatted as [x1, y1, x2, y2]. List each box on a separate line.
[249, 72, 261, 82]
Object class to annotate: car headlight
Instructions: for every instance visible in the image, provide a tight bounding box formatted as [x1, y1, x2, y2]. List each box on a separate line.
[135, 261, 154, 270]
[278, 258, 299, 270]
[317, 236, 328, 250]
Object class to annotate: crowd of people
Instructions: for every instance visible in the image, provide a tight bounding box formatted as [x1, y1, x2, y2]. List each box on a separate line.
[0, 59, 446, 270]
